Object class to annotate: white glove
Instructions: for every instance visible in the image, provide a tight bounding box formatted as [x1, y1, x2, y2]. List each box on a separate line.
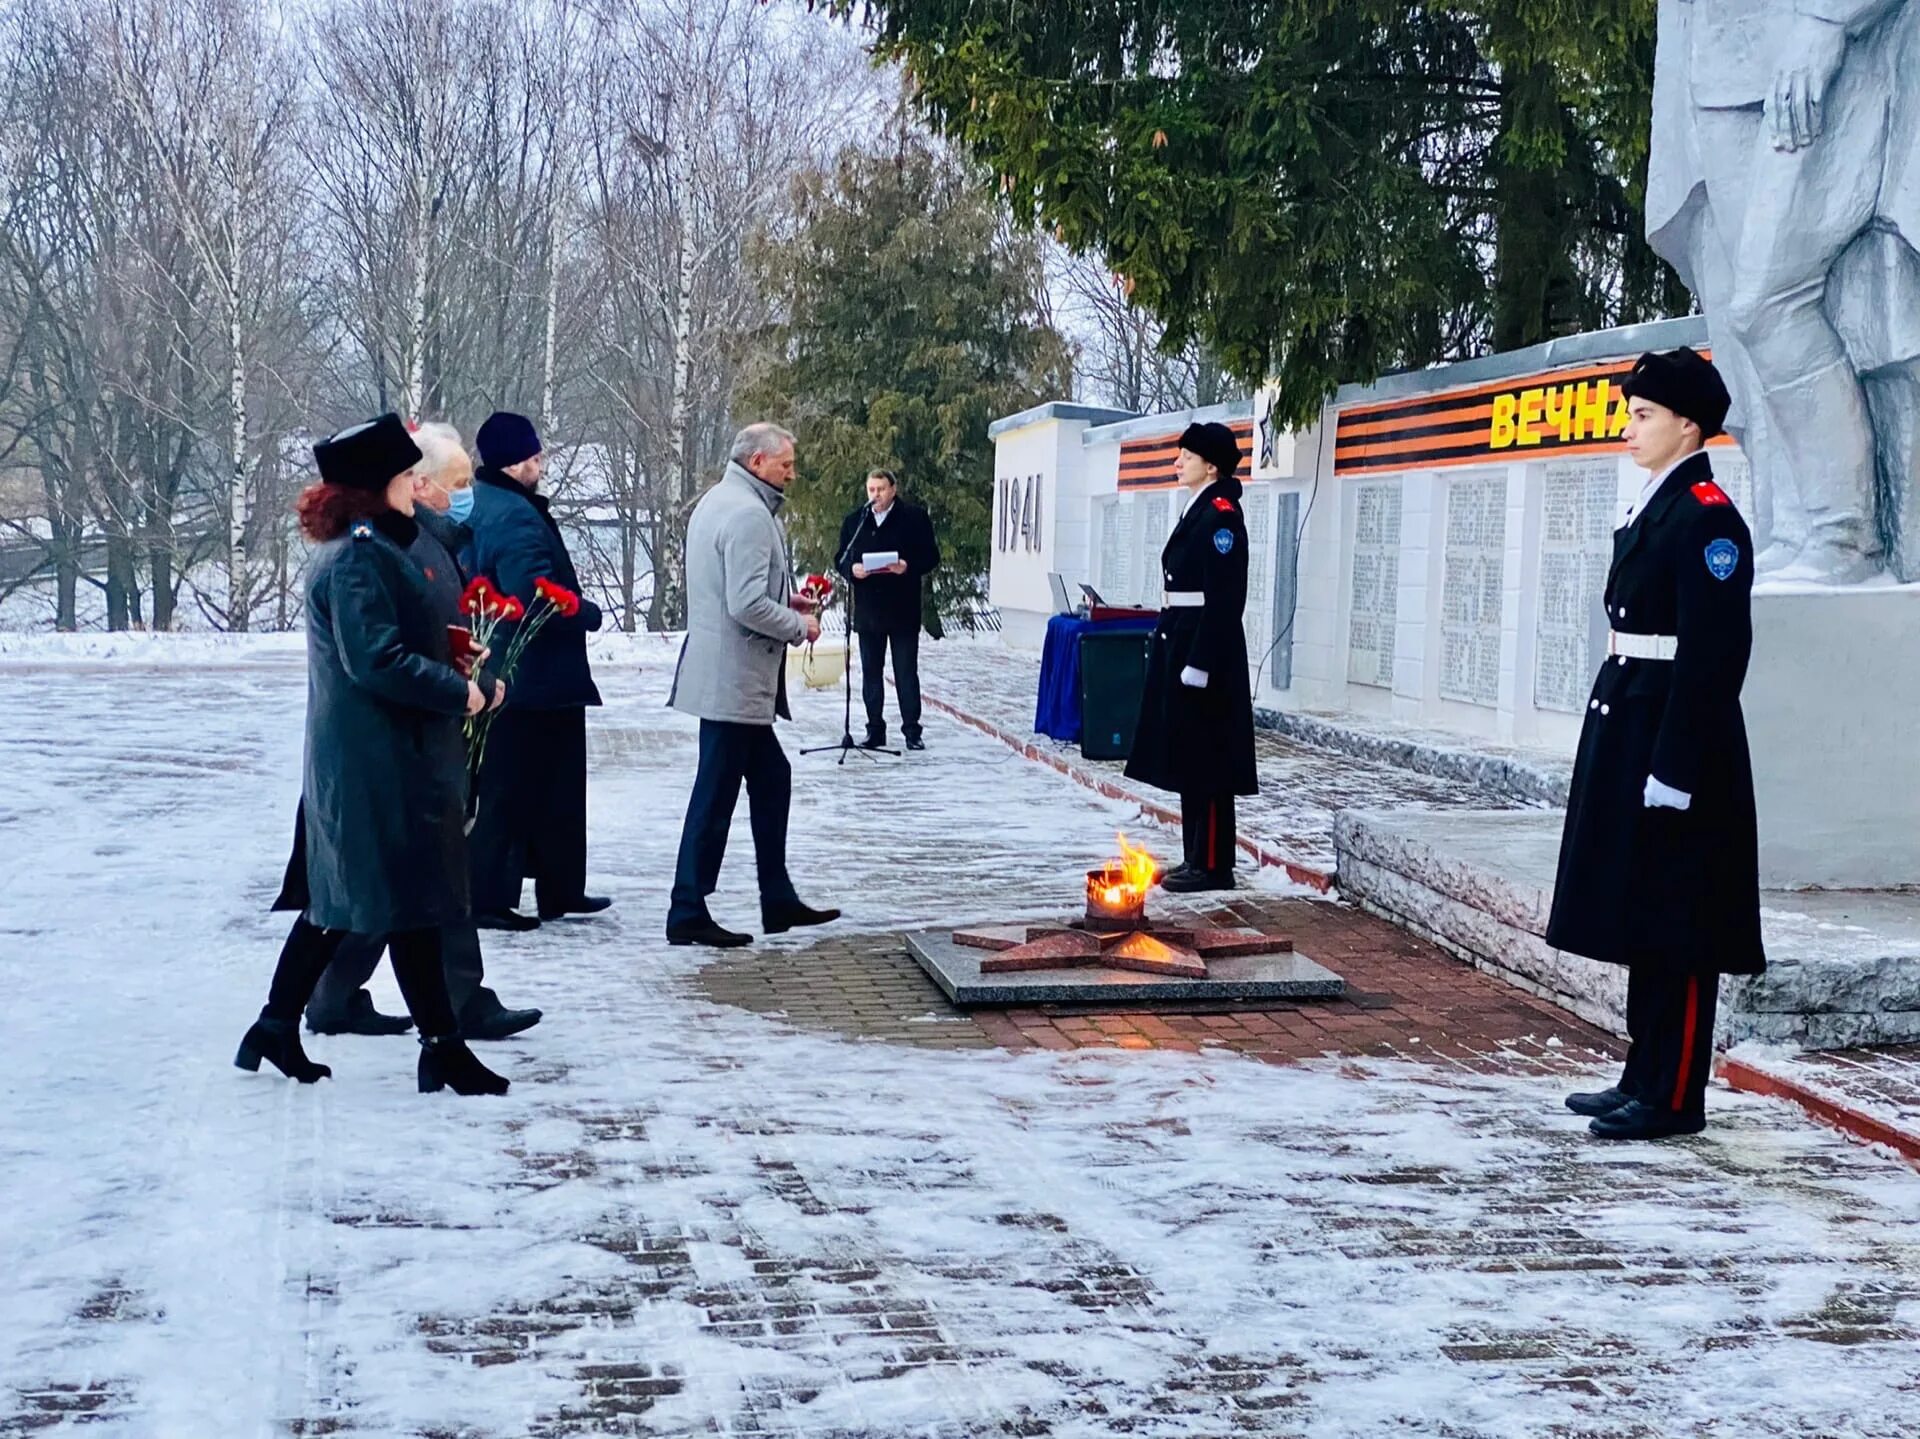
[1179, 666, 1209, 689]
[1644, 775, 1692, 811]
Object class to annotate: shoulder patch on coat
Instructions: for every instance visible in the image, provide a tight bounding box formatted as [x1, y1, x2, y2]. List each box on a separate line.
[350, 521, 374, 540]
[1691, 480, 1732, 507]
[1212, 528, 1235, 555]
[1212, 495, 1237, 513]
[1705, 536, 1739, 581]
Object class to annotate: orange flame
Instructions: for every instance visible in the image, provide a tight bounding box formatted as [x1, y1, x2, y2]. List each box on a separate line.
[1116, 831, 1159, 892]
[1088, 832, 1160, 911]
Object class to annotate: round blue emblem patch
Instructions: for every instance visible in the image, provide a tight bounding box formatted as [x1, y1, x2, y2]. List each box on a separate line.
[1704, 537, 1738, 581]
[1212, 528, 1235, 555]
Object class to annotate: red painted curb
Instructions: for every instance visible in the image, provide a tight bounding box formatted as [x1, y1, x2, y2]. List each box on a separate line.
[919, 690, 1334, 892]
[1719, 1054, 1920, 1167]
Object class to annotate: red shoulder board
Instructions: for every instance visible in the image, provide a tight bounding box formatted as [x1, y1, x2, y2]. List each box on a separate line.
[1691, 480, 1732, 507]
[1212, 496, 1237, 513]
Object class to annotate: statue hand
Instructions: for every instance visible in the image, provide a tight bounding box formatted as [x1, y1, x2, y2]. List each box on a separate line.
[1770, 17, 1849, 153]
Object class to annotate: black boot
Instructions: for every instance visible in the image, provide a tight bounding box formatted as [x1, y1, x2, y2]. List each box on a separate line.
[1565, 1086, 1633, 1117]
[417, 1035, 510, 1095]
[1160, 867, 1235, 894]
[235, 1015, 332, 1083]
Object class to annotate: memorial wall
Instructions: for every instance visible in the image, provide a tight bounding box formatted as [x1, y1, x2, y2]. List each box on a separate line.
[988, 316, 1733, 752]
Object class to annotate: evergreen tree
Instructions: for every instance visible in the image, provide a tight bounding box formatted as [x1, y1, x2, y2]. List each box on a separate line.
[740, 133, 1071, 623]
[829, 0, 1689, 423]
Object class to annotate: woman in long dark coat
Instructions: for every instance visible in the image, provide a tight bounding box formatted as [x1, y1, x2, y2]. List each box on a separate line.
[235, 414, 508, 1096]
[1124, 422, 1259, 891]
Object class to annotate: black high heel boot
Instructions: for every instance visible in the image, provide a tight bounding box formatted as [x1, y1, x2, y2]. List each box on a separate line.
[235, 1014, 332, 1083]
[417, 1035, 510, 1096]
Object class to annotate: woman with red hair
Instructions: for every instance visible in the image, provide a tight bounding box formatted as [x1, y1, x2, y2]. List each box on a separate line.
[236, 414, 509, 1096]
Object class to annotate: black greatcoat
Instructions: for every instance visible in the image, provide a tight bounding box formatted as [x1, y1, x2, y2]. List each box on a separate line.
[297, 509, 473, 934]
[272, 506, 493, 912]
[1124, 476, 1259, 799]
[1545, 451, 1766, 977]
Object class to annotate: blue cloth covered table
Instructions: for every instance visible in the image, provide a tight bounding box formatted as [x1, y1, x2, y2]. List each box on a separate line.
[1035, 613, 1158, 743]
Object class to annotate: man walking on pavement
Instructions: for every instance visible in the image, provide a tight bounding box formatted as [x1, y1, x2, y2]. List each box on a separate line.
[462, 411, 612, 931]
[665, 422, 841, 949]
[1546, 348, 1767, 1140]
[834, 468, 941, 751]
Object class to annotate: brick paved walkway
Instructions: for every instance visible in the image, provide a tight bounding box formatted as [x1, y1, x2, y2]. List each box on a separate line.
[697, 892, 1621, 1072]
[1724, 1044, 1920, 1165]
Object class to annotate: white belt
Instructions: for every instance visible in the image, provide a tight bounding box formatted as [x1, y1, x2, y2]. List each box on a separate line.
[1164, 591, 1205, 608]
[1608, 630, 1677, 660]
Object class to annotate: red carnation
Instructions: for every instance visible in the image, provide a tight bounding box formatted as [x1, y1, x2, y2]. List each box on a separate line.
[459, 576, 498, 616]
[496, 595, 525, 622]
[533, 576, 581, 617]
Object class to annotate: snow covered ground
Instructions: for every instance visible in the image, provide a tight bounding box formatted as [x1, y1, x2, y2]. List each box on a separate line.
[4, 640, 1919, 1438]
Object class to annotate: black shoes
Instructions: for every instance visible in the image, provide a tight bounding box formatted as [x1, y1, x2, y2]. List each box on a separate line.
[538, 895, 613, 921]
[235, 1015, 332, 1084]
[1587, 1099, 1706, 1141]
[475, 908, 540, 932]
[904, 735, 926, 751]
[1565, 1086, 1633, 1117]
[1159, 866, 1235, 894]
[417, 1035, 511, 1095]
[667, 919, 753, 948]
[762, 901, 841, 934]
[306, 990, 413, 1037]
[461, 1003, 543, 1041]
[858, 733, 887, 750]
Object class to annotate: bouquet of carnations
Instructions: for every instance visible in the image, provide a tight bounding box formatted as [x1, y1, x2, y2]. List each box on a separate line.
[797, 573, 833, 653]
[458, 575, 582, 779]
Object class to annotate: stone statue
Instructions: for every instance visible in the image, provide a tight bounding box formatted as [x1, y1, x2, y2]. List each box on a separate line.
[1648, 0, 1920, 582]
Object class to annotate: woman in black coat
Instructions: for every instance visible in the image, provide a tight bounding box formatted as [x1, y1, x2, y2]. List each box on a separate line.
[1124, 422, 1260, 891]
[235, 414, 508, 1096]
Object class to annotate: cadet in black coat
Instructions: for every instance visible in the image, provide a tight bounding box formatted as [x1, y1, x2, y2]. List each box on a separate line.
[234, 414, 509, 1098]
[833, 469, 941, 750]
[460, 411, 610, 927]
[1546, 349, 1765, 1141]
[1124, 422, 1259, 891]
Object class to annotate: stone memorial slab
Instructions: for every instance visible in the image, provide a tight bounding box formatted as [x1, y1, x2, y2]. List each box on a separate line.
[905, 930, 1346, 1007]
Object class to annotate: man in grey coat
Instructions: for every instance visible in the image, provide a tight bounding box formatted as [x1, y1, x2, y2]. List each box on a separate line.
[665, 423, 841, 948]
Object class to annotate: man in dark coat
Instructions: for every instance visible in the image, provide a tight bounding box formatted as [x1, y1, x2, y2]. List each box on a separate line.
[460, 412, 610, 929]
[1124, 421, 1260, 892]
[293, 450, 543, 1043]
[1546, 347, 1766, 1141]
[833, 468, 941, 751]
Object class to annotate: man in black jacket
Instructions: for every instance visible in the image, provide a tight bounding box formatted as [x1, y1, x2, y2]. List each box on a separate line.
[833, 469, 940, 751]
[1546, 348, 1765, 1141]
[461, 412, 611, 929]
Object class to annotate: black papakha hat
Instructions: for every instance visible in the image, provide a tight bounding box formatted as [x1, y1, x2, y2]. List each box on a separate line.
[1177, 421, 1241, 479]
[1619, 348, 1732, 440]
[477, 411, 542, 469]
[312, 413, 422, 492]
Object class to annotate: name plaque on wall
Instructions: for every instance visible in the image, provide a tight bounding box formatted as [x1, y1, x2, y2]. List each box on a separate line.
[1346, 481, 1402, 689]
[1440, 472, 1507, 707]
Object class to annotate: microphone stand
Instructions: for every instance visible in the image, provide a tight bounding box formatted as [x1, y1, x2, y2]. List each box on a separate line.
[801, 506, 897, 763]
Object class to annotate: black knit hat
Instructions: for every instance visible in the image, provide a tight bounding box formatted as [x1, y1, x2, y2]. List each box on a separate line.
[476, 411, 542, 468]
[1619, 348, 1732, 440]
[1177, 421, 1241, 479]
[312, 413, 422, 492]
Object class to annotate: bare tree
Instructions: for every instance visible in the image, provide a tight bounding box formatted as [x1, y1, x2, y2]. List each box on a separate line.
[1048, 245, 1237, 415]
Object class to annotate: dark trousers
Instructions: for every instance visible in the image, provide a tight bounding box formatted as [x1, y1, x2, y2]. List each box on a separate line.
[1619, 964, 1720, 1116]
[1180, 793, 1237, 874]
[266, 918, 457, 1037]
[667, 720, 798, 930]
[857, 624, 921, 742]
[469, 706, 588, 913]
[306, 922, 494, 1024]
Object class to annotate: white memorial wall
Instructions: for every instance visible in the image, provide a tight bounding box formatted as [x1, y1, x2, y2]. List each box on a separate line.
[988, 317, 1742, 753]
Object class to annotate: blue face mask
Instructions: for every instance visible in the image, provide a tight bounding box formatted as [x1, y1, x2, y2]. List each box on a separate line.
[447, 486, 476, 523]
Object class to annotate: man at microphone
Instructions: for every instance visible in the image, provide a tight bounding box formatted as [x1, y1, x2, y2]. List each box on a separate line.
[834, 469, 940, 751]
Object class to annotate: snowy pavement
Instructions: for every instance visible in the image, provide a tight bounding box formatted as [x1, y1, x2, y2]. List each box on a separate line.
[4, 642, 1920, 1438]
[912, 638, 1537, 877]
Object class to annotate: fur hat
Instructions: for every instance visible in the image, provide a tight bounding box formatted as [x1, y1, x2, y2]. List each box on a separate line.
[311, 413, 422, 492]
[476, 411, 542, 469]
[1620, 348, 1732, 440]
[1177, 421, 1241, 480]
